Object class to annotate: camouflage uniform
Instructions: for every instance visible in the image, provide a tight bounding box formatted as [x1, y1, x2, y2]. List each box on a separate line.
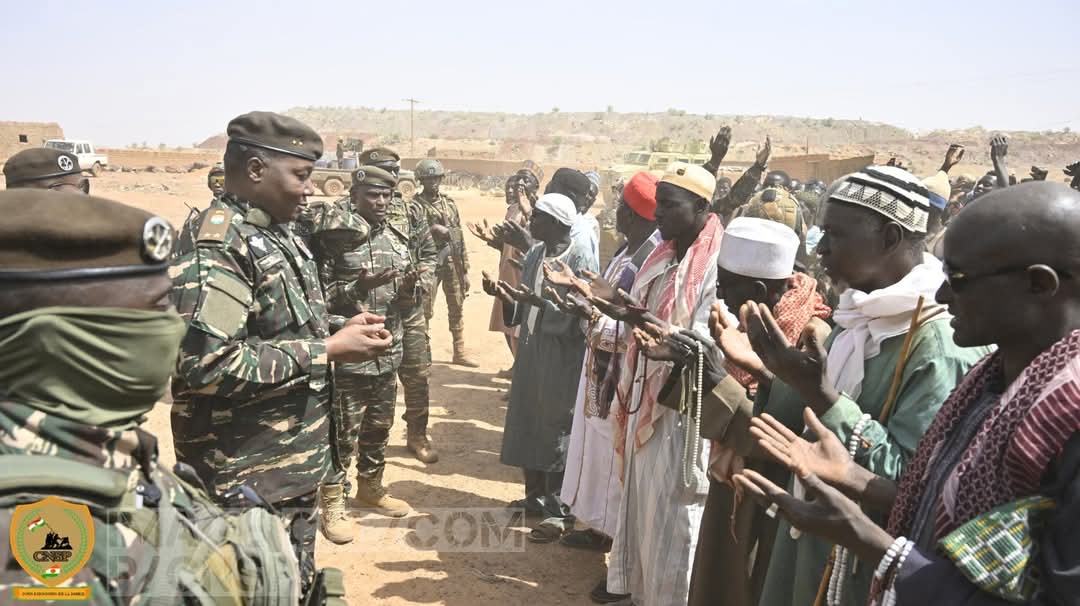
[0, 404, 199, 604]
[322, 213, 412, 488]
[170, 196, 332, 559]
[415, 191, 470, 346]
[387, 192, 438, 434]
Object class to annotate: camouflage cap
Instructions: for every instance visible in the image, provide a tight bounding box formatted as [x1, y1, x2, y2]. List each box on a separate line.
[352, 165, 397, 189]
[743, 187, 802, 231]
[208, 163, 225, 177]
[226, 111, 323, 161]
[361, 147, 401, 166]
[310, 201, 370, 255]
[3, 147, 82, 186]
[0, 189, 174, 281]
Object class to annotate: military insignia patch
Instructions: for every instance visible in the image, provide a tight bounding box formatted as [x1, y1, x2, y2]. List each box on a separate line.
[9, 496, 95, 595]
[57, 155, 74, 172]
[355, 169, 367, 183]
[141, 216, 174, 262]
[370, 151, 379, 160]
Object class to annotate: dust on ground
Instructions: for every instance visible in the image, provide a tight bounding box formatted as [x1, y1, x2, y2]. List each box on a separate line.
[95, 171, 605, 605]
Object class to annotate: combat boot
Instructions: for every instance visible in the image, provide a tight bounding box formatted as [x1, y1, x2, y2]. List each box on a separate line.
[318, 484, 355, 544]
[354, 474, 411, 518]
[407, 431, 440, 464]
[451, 331, 480, 368]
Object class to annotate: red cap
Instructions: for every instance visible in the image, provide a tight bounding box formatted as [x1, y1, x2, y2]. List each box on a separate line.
[623, 171, 659, 220]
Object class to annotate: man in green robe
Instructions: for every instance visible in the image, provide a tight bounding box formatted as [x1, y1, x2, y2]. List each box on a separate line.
[742, 166, 992, 606]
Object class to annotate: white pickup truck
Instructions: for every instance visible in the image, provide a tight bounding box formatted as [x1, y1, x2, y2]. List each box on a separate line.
[43, 140, 109, 176]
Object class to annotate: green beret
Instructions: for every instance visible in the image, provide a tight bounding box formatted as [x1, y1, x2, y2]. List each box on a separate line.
[0, 189, 174, 281]
[3, 148, 82, 186]
[352, 165, 397, 189]
[361, 147, 401, 166]
[226, 111, 323, 162]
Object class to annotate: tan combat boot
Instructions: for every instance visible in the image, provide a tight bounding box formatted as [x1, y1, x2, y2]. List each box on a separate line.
[451, 331, 480, 368]
[407, 431, 440, 464]
[354, 474, 411, 518]
[318, 484, 355, 544]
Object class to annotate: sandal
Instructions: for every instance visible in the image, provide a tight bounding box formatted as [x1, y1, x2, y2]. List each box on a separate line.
[527, 517, 571, 544]
[560, 529, 613, 552]
[590, 578, 631, 604]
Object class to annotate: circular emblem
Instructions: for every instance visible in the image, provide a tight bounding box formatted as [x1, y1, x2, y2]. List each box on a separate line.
[370, 151, 379, 160]
[141, 216, 174, 262]
[57, 155, 74, 172]
[355, 169, 367, 183]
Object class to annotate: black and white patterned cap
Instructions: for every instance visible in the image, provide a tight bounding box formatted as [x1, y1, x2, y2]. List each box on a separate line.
[828, 166, 932, 233]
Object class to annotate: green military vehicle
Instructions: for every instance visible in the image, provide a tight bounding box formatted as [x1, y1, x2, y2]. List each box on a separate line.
[311, 165, 417, 198]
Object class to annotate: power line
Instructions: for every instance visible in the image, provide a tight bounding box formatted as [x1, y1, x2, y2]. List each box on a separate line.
[404, 98, 421, 155]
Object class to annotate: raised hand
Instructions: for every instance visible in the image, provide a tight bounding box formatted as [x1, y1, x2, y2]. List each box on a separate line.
[633, 326, 686, 363]
[589, 288, 657, 329]
[482, 270, 513, 305]
[1030, 166, 1049, 181]
[750, 408, 853, 493]
[353, 267, 400, 292]
[669, 329, 725, 389]
[467, 220, 502, 249]
[709, 126, 733, 164]
[504, 280, 544, 307]
[941, 144, 965, 173]
[744, 302, 838, 413]
[990, 135, 1009, 162]
[501, 220, 534, 252]
[543, 285, 593, 320]
[543, 259, 584, 291]
[755, 136, 772, 168]
[732, 469, 894, 563]
[710, 302, 772, 383]
[579, 269, 618, 302]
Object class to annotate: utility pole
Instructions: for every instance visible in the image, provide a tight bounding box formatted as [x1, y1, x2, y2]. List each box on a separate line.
[404, 98, 420, 155]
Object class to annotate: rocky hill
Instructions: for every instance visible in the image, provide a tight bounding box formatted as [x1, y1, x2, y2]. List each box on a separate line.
[198, 107, 1080, 180]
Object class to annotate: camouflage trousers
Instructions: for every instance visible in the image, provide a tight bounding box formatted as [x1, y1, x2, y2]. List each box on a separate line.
[398, 302, 432, 433]
[330, 371, 397, 488]
[424, 262, 465, 335]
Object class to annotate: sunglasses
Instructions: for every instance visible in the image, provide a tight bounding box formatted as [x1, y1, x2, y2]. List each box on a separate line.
[943, 263, 1073, 292]
[209, 176, 225, 186]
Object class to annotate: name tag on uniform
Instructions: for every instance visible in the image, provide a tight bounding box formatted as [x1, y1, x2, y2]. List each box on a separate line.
[257, 252, 285, 271]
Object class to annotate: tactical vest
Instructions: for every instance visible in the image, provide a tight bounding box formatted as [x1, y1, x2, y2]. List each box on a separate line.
[0, 455, 345, 606]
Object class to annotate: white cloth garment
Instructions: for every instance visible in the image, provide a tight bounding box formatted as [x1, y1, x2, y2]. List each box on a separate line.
[534, 193, 577, 226]
[826, 253, 948, 399]
[560, 249, 634, 537]
[607, 254, 721, 606]
[570, 213, 600, 261]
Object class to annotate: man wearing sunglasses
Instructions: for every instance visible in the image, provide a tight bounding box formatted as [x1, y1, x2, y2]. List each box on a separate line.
[3, 147, 89, 193]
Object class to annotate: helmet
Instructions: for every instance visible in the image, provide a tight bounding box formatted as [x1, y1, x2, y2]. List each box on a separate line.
[415, 159, 445, 179]
[764, 170, 791, 190]
[788, 178, 802, 192]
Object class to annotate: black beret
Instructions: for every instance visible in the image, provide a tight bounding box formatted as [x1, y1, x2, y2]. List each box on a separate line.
[0, 189, 174, 281]
[352, 165, 397, 190]
[226, 111, 323, 162]
[545, 168, 592, 203]
[361, 147, 401, 166]
[3, 148, 82, 186]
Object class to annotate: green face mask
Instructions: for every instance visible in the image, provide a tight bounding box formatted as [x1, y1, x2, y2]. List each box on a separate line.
[0, 306, 186, 428]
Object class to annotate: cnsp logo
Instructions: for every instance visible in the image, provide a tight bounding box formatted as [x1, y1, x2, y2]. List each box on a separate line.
[10, 496, 94, 588]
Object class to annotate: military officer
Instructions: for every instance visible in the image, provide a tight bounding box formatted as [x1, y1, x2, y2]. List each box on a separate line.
[2, 147, 87, 193]
[0, 189, 332, 604]
[414, 158, 478, 367]
[322, 165, 417, 519]
[169, 111, 392, 560]
[360, 148, 440, 464]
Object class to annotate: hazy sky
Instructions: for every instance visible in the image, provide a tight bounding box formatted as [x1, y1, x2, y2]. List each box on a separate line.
[3, 0, 1078, 146]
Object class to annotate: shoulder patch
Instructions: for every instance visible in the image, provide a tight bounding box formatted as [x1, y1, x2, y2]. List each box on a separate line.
[197, 209, 235, 242]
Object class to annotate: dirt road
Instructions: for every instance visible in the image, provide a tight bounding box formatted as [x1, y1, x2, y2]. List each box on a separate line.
[92, 171, 605, 605]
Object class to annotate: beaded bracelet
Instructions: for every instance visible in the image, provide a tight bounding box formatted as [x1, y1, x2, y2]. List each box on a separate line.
[874, 536, 909, 581]
[881, 540, 916, 606]
[848, 413, 873, 457]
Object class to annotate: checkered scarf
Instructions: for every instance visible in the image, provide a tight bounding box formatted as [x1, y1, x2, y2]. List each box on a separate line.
[725, 272, 831, 392]
[886, 329, 1080, 542]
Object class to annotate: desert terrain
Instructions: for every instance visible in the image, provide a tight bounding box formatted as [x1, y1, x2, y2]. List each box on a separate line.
[87, 169, 604, 606]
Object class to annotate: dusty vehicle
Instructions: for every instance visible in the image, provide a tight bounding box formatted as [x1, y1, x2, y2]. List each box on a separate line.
[312, 166, 417, 197]
[600, 150, 711, 208]
[43, 139, 109, 176]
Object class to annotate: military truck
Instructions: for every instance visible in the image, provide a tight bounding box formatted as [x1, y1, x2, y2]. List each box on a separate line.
[311, 166, 417, 198]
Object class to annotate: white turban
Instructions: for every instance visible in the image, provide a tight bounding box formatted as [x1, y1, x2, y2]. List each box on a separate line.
[534, 193, 577, 227]
[718, 217, 800, 280]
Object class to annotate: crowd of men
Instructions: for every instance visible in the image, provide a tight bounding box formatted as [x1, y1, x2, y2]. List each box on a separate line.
[1, 109, 1080, 606]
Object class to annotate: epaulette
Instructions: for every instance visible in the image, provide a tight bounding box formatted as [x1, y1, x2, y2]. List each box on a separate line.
[196, 207, 236, 242]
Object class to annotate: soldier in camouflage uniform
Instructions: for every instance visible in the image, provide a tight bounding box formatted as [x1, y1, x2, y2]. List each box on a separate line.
[0, 189, 327, 604]
[359, 148, 440, 464]
[170, 112, 392, 557]
[414, 158, 479, 367]
[321, 165, 417, 517]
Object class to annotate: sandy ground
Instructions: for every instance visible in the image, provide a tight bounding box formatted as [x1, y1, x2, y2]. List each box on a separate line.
[91, 171, 604, 605]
